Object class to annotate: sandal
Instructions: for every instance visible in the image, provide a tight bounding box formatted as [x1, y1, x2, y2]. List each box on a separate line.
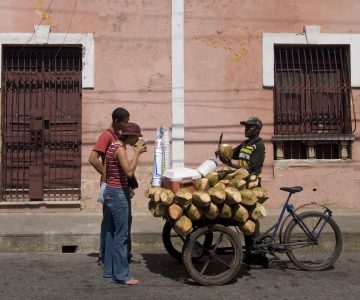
[125, 278, 139, 285]
[111, 278, 139, 285]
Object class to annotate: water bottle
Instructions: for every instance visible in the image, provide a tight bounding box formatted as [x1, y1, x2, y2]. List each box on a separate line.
[197, 159, 218, 177]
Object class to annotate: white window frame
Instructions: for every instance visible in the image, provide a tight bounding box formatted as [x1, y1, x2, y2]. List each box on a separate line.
[263, 25, 360, 88]
[0, 25, 94, 88]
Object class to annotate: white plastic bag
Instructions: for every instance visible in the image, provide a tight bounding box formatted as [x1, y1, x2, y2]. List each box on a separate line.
[97, 182, 107, 203]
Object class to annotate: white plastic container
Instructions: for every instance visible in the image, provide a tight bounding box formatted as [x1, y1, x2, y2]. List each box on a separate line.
[197, 159, 218, 177]
[152, 135, 163, 186]
[162, 168, 201, 181]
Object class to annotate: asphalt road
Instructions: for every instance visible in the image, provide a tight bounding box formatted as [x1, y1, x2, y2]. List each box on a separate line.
[0, 246, 359, 300]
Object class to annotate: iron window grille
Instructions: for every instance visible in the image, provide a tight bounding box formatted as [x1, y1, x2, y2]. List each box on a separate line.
[273, 45, 354, 160]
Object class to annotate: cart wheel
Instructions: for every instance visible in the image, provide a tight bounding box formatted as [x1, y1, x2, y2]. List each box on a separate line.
[162, 221, 213, 261]
[182, 224, 242, 286]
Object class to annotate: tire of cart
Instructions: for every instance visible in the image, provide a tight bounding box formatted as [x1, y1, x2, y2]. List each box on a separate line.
[182, 224, 243, 286]
[162, 220, 213, 261]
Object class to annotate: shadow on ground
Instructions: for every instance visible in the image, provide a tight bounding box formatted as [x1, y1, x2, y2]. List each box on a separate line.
[141, 253, 188, 282]
[141, 251, 256, 286]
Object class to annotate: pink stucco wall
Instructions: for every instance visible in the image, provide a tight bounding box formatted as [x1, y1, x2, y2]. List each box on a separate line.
[0, 0, 359, 209]
[183, 0, 360, 208]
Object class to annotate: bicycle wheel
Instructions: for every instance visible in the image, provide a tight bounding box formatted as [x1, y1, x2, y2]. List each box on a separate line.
[284, 211, 342, 271]
[162, 221, 213, 261]
[182, 224, 242, 286]
[162, 221, 184, 261]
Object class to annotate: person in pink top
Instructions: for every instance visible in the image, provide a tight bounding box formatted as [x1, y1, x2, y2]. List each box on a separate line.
[88, 107, 129, 264]
[103, 122, 146, 285]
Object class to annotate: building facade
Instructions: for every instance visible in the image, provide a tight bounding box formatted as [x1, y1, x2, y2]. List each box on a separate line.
[0, 0, 359, 210]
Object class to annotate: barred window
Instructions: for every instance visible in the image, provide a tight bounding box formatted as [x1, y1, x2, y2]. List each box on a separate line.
[273, 45, 354, 160]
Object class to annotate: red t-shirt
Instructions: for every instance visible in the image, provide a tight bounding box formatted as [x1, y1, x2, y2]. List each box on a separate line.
[105, 142, 128, 188]
[93, 127, 119, 162]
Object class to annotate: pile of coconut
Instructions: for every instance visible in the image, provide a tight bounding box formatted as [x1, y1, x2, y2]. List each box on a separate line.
[145, 168, 269, 237]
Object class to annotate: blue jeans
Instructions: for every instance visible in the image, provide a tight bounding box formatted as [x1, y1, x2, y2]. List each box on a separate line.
[99, 204, 106, 263]
[103, 187, 132, 282]
[99, 189, 133, 264]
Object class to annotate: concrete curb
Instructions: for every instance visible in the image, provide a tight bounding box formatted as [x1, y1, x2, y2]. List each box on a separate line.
[0, 208, 359, 252]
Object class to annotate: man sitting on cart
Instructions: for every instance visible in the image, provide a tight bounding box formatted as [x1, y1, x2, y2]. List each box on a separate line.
[217, 116, 268, 266]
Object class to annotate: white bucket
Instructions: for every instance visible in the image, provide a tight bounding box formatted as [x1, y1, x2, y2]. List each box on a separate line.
[197, 159, 218, 177]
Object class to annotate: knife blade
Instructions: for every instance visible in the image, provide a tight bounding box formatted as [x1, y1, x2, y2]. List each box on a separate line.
[216, 132, 223, 158]
[218, 132, 223, 148]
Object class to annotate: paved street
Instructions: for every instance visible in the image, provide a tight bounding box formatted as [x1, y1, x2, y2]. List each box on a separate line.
[0, 246, 359, 300]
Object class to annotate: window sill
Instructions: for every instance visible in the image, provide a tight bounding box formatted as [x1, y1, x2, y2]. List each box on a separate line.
[274, 159, 351, 169]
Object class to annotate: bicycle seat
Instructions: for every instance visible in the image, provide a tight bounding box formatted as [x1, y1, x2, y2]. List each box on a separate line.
[280, 186, 303, 193]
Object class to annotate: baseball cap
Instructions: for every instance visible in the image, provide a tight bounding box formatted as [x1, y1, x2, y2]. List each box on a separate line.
[240, 117, 262, 129]
[120, 122, 143, 137]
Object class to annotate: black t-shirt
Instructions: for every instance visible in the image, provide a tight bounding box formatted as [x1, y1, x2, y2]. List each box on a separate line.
[232, 137, 265, 175]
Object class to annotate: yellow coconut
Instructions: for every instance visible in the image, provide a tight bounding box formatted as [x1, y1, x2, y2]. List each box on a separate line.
[219, 144, 233, 161]
[174, 215, 193, 236]
[186, 204, 204, 221]
[206, 172, 219, 187]
[251, 202, 267, 220]
[192, 191, 211, 207]
[219, 203, 233, 219]
[208, 187, 226, 204]
[240, 189, 258, 206]
[239, 220, 256, 235]
[224, 187, 242, 205]
[195, 178, 210, 191]
[233, 204, 249, 223]
[233, 168, 250, 179]
[204, 202, 220, 220]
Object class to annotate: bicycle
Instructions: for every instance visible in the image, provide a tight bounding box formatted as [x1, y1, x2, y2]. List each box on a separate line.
[163, 185, 343, 285]
[253, 186, 342, 270]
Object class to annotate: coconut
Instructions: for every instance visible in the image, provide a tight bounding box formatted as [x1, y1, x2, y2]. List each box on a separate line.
[174, 215, 193, 236]
[195, 178, 210, 191]
[252, 187, 269, 204]
[160, 189, 175, 206]
[153, 202, 166, 217]
[229, 177, 247, 190]
[218, 203, 232, 219]
[224, 187, 242, 205]
[219, 144, 233, 161]
[168, 203, 183, 220]
[224, 173, 236, 180]
[145, 186, 161, 198]
[219, 179, 230, 185]
[233, 168, 249, 179]
[240, 189, 258, 206]
[148, 199, 156, 215]
[174, 188, 193, 208]
[206, 172, 219, 187]
[186, 204, 204, 221]
[239, 220, 256, 235]
[248, 179, 259, 189]
[152, 187, 167, 203]
[214, 182, 226, 190]
[251, 202, 267, 220]
[192, 191, 211, 207]
[208, 187, 226, 204]
[233, 204, 249, 223]
[204, 202, 219, 220]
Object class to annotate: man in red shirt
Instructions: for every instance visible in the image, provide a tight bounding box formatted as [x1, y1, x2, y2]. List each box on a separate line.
[89, 107, 141, 264]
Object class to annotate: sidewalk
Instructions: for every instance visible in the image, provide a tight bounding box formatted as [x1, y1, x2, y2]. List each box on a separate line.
[0, 208, 359, 252]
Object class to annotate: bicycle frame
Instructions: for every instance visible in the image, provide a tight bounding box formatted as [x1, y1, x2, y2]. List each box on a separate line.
[253, 191, 333, 253]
